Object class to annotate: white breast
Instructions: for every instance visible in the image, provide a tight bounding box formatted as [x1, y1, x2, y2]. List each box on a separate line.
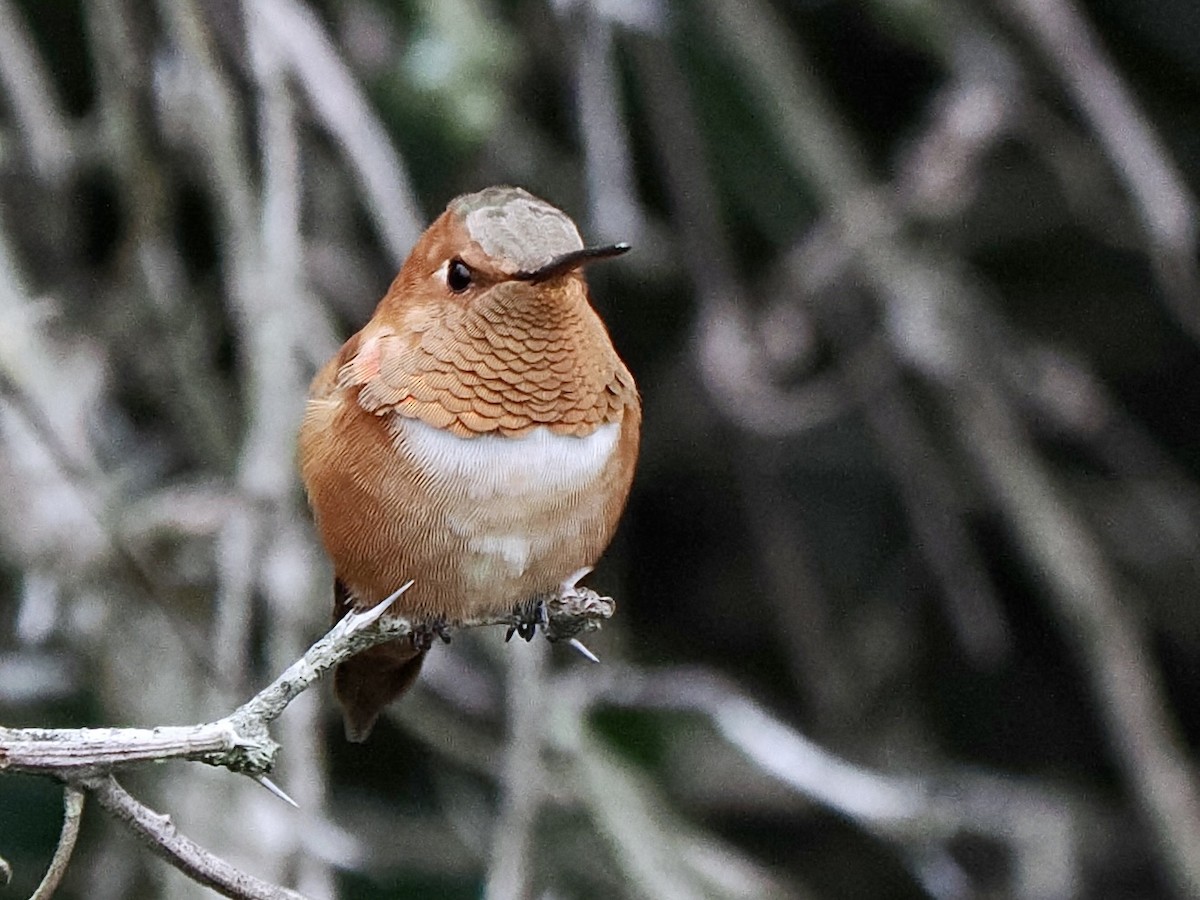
[392, 418, 621, 586]
[396, 418, 620, 500]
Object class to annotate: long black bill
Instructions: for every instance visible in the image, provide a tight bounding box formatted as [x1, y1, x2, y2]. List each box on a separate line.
[514, 242, 630, 283]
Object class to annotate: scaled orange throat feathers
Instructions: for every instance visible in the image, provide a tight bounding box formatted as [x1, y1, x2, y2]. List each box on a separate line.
[298, 186, 640, 741]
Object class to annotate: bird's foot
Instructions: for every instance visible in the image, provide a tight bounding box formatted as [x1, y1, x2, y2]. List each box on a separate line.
[410, 616, 452, 652]
[506, 598, 547, 643]
[504, 567, 616, 647]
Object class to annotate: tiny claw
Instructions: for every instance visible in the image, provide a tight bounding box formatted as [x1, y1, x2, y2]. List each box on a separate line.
[411, 616, 452, 651]
[252, 775, 299, 809]
[508, 598, 546, 642]
[567, 637, 601, 663]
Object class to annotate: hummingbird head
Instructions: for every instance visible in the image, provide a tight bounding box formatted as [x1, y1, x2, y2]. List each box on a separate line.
[382, 186, 628, 319]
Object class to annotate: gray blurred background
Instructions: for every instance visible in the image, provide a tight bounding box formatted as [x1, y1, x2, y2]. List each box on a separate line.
[2, 0, 1200, 897]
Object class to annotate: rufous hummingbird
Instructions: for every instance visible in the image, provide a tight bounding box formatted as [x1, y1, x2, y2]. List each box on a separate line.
[299, 186, 640, 741]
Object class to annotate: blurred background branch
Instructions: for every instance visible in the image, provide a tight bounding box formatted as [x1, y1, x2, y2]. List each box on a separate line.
[2, 0, 1200, 898]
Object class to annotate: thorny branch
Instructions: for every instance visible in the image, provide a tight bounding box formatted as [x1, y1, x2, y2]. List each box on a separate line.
[0, 586, 613, 899]
[0, 584, 614, 781]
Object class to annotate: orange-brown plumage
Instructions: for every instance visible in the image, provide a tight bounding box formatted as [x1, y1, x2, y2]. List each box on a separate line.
[299, 186, 640, 740]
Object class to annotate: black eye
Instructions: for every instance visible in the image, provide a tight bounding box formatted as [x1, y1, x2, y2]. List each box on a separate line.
[446, 259, 472, 292]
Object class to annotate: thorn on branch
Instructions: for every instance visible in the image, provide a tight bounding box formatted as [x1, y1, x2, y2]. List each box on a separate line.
[567, 638, 601, 663]
[251, 774, 299, 809]
[341, 580, 412, 633]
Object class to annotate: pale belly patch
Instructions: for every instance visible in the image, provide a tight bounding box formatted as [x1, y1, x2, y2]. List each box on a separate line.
[397, 418, 621, 498]
[393, 418, 620, 586]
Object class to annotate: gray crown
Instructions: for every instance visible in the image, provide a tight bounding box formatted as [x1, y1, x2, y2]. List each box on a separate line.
[450, 186, 583, 273]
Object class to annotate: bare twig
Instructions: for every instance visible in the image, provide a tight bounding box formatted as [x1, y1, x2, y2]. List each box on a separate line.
[573, 9, 645, 245]
[694, 301, 852, 437]
[157, 0, 270, 707]
[997, 0, 1200, 335]
[80, 776, 309, 900]
[257, 0, 423, 267]
[29, 785, 85, 900]
[83, 0, 236, 468]
[1, 584, 613, 899]
[572, 735, 743, 900]
[0, 720, 255, 779]
[0, 0, 72, 179]
[951, 380, 1200, 896]
[1008, 345, 1200, 564]
[697, 0, 867, 204]
[0, 365, 220, 681]
[484, 638, 548, 900]
[630, 32, 852, 438]
[0, 583, 615, 780]
[580, 667, 924, 824]
[795, 243, 1010, 665]
[545, 671, 814, 900]
[572, 665, 1082, 899]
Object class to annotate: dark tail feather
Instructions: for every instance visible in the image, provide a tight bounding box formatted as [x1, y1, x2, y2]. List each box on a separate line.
[334, 642, 426, 742]
[331, 577, 424, 742]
